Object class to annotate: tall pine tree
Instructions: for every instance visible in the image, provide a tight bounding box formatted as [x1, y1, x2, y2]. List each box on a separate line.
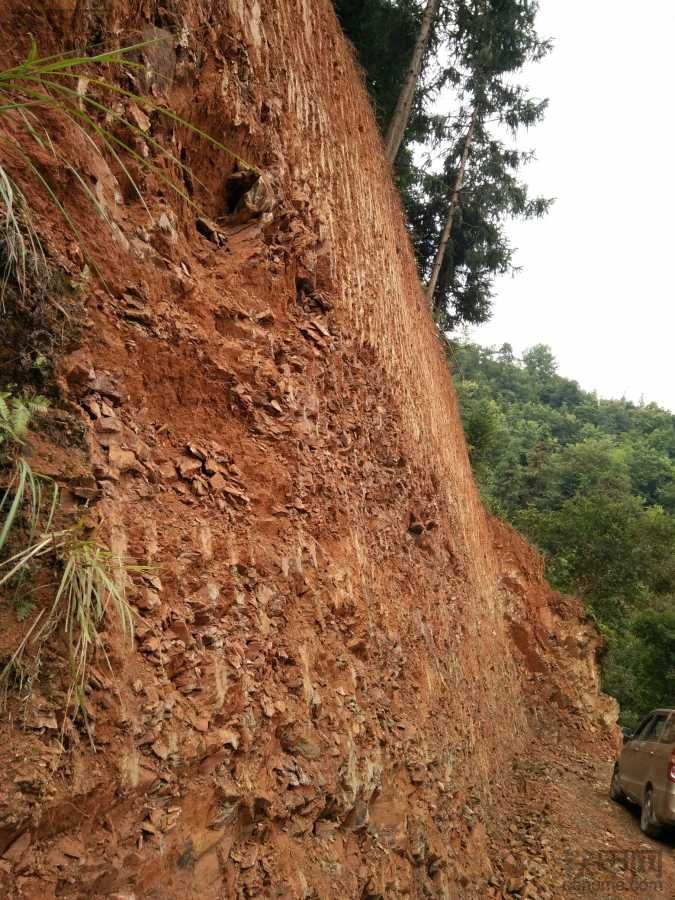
[384, 0, 442, 162]
[421, 0, 551, 325]
[334, 0, 551, 329]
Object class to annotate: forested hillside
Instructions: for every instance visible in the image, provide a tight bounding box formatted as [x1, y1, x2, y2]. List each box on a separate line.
[451, 341, 675, 726]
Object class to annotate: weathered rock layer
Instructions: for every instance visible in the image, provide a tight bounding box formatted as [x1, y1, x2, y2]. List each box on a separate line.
[0, 3, 615, 897]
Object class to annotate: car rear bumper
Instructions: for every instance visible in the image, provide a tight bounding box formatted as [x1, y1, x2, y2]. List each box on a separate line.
[656, 785, 675, 824]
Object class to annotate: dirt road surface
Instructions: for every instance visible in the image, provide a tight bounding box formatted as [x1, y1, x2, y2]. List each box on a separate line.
[486, 734, 674, 899]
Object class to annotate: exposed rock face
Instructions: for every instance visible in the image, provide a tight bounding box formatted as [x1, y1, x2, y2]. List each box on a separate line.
[491, 518, 620, 734]
[0, 3, 616, 897]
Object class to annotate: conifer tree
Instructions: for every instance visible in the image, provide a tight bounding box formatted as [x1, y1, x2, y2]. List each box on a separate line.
[422, 0, 551, 322]
[333, 0, 423, 133]
[334, 0, 551, 327]
[384, 0, 442, 163]
[425, 106, 477, 302]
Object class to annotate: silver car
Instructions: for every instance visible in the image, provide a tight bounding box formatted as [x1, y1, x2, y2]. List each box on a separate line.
[610, 708, 675, 837]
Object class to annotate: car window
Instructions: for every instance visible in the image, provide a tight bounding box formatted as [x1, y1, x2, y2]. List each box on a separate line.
[632, 716, 654, 740]
[641, 714, 669, 742]
[660, 715, 675, 744]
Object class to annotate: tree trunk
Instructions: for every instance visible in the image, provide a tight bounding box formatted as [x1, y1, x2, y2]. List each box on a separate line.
[425, 107, 478, 307]
[384, 0, 441, 164]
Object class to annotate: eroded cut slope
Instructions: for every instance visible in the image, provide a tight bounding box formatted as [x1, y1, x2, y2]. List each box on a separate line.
[0, 2, 616, 897]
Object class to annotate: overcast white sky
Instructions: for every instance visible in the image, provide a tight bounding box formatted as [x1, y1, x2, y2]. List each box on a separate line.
[465, 0, 675, 411]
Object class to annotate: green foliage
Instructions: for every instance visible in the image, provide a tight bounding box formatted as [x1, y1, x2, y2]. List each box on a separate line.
[0, 391, 137, 715]
[0, 391, 48, 447]
[451, 340, 675, 724]
[0, 527, 138, 715]
[334, 0, 424, 131]
[602, 609, 675, 730]
[0, 392, 56, 565]
[334, 0, 551, 326]
[421, 0, 551, 326]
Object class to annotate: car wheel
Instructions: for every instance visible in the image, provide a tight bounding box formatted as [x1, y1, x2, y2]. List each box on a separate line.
[609, 764, 626, 803]
[640, 786, 663, 838]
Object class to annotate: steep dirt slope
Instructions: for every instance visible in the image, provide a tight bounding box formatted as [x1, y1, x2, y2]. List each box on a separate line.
[0, 2, 618, 898]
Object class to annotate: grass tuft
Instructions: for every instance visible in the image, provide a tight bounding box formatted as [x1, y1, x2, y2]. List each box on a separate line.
[0, 528, 141, 714]
[0, 457, 57, 556]
[43, 536, 137, 708]
[0, 165, 46, 303]
[0, 392, 56, 560]
[0, 36, 257, 295]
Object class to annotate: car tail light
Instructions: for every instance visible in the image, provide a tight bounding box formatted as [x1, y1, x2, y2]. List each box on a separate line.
[669, 749, 675, 784]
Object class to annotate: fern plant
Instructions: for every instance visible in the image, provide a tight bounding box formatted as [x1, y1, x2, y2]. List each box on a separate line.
[0, 391, 49, 446]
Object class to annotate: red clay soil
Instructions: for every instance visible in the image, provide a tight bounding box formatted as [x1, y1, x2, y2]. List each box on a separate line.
[0, 2, 662, 898]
